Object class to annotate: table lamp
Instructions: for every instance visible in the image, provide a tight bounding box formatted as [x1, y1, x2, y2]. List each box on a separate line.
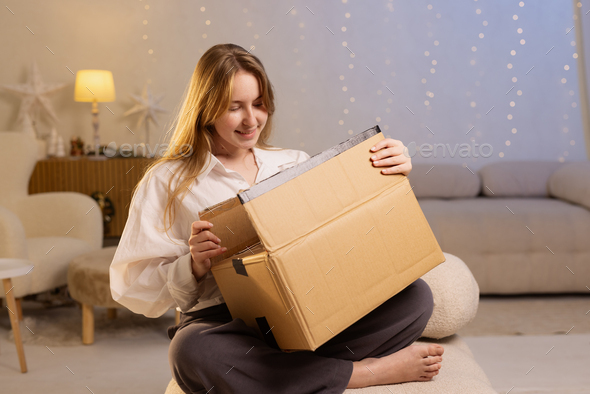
[74, 70, 116, 160]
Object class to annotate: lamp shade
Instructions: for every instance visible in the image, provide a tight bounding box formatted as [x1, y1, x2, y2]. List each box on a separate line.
[74, 70, 116, 102]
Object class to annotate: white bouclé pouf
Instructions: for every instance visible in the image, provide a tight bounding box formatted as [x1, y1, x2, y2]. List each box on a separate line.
[421, 252, 480, 339]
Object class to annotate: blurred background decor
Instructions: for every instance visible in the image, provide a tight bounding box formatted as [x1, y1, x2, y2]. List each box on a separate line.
[91, 191, 115, 236]
[70, 136, 85, 157]
[0, 61, 66, 137]
[124, 83, 168, 146]
[74, 69, 116, 160]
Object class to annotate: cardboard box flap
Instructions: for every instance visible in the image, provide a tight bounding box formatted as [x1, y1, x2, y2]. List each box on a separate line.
[199, 197, 260, 265]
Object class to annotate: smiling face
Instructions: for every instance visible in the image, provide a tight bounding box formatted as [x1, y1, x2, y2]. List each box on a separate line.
[211, 70, 268, 160]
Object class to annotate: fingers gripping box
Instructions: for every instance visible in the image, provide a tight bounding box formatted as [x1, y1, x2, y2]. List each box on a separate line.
[199, 125, 446, 351]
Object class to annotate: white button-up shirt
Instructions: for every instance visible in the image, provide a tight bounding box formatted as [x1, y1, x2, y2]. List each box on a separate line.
[110, 147, 311, 318]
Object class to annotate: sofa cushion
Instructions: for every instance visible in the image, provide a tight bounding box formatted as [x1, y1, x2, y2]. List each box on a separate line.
[479, 161, 563, 197]
[408, 164, 480, 199]
[548, 161, 590, 210]
[420, 197, 590, 254]
[421, 253, 479, 339]
[419, 198, 590, 293]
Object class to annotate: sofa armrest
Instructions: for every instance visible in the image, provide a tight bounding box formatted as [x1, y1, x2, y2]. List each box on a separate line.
[420, 252, 480, 339]
[0, 205, 28, 259]
[14, 192, 103, 250]
[548, 161, 590, 210]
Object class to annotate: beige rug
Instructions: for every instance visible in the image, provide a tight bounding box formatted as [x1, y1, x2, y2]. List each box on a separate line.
[1, 301, 175, 347]
[458, 295, 590, 336]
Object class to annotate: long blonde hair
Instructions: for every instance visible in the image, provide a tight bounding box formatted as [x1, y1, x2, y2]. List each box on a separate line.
[135, 43, 284, 240]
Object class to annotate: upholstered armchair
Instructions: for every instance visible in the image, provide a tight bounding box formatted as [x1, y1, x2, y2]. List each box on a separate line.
[0, 131, 103, 302]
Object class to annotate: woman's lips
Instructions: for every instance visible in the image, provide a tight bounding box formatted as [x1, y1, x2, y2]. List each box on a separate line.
[235, 128, 257, 138]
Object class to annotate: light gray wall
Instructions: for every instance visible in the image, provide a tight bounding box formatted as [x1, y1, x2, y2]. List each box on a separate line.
[0, 0, 587, 169]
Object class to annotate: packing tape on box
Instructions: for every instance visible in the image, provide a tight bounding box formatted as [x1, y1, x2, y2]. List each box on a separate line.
[232, 258, 248, 277]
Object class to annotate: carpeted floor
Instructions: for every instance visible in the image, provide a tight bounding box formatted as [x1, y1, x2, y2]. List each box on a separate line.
[464, 334, 590, 394]
[1, 302, 175, 347]
[457, 295, 590, 337]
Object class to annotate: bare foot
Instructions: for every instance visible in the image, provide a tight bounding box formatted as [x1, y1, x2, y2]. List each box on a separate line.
[347, 344, 444, 388]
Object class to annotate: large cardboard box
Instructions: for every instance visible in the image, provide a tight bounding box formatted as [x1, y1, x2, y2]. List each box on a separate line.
[199, 125, 445, 351]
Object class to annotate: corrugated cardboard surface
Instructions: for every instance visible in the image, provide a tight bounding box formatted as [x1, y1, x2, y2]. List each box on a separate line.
[208, 125, 445, 350]
[210, 244, 310, 349]
[198, 197, 259, 265]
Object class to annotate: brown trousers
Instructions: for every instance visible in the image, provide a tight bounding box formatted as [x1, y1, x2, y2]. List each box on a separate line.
[167, 278, 433, 394]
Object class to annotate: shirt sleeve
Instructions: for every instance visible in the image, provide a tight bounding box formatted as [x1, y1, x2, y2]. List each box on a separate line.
[109, 164, 205, 318]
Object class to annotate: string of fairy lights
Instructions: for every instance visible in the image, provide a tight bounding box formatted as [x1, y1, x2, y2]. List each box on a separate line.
[136, 0, 581, 162]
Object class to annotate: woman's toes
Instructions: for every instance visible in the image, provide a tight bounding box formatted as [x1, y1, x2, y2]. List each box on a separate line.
[429, 344, 444, 356]
[419, 344, 442, 358]
[424, 356, 443, 365]
[420, 371, 438, 380]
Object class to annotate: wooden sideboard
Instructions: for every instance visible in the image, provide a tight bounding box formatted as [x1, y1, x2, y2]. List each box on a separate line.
[28, 157, 154, 238]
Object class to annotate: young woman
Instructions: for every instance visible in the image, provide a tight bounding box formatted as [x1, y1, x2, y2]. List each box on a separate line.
[110, 43, 443, 394]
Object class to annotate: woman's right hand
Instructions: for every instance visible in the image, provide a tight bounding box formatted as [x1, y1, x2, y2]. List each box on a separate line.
[189, 221, 227, 282]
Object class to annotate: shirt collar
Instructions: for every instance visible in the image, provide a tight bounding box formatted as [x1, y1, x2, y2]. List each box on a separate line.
[197, 147, 264, 182]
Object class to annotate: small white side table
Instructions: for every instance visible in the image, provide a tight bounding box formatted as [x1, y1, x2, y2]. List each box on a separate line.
[0, 258, 33, 373]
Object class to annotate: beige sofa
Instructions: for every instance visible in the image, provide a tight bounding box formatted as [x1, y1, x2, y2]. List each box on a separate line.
[408, 160, 590, 294]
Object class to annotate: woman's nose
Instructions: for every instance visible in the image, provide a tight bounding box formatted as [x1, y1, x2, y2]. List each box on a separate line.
[243, 106, 258, 126]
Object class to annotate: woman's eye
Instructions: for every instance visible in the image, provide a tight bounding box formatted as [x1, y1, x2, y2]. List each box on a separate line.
[229, 103, 263, 112]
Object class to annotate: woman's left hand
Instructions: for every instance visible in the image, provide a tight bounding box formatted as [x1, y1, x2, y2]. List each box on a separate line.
[369, 138, 412, 176]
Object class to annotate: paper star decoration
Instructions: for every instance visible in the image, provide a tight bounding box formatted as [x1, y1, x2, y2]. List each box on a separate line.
[0, 61, 67, 131]
[124, 84, 168, 144]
